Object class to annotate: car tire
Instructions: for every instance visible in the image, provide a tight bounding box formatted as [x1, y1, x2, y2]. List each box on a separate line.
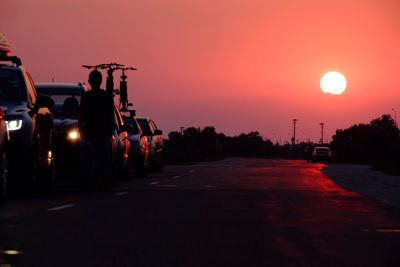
[0, 148, 8, 200]
[37, 157, 56, 195]
[150, 163, 163, 173]
[26, 150, 38, 195]
[119, 163, 130, 181]
[136, 156, 148, 178]
[149, 152, 164, 173]
[112, 157, 129, 182]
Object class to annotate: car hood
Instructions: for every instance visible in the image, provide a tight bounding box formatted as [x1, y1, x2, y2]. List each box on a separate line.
[0, 102, 29, 117]
[54, 118, 78, 130]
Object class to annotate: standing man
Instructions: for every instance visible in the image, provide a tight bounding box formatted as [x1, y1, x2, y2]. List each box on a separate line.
[79, 70, 115, 192]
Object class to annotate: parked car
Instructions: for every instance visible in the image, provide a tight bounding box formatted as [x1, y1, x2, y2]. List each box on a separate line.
[311, 146, 332, 163]
[0, 54, 55, 194]
[35, 82, 131, 181]
[136, 117, 164, 172]
[0, 107, 9, 200]
[121, 114, 149, 177]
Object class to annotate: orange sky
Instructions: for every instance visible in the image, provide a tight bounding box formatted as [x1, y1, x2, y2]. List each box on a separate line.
[2, 0, 400, 143]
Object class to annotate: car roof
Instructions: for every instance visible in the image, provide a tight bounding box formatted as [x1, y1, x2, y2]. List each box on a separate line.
[35, 82, 87, 90]
[314, 146, 330, 150]
[0, 64, 24, 71]
[135, 117, 152, 121]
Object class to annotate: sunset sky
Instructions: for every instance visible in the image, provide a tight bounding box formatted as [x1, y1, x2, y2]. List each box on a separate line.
[2, 0, 400, 143]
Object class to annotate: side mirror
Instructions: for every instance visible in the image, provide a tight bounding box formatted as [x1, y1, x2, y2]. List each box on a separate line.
[36, 94, 54, 109]
[154, 129, 163, 135]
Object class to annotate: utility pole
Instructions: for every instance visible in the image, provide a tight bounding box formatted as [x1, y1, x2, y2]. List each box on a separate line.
[320, 122, 324, 144]
[292, 119, 298, 145]
[180, 126, 185, 135]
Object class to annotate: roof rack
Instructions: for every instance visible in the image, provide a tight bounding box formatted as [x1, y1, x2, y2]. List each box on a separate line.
[0, 55, 22, 66]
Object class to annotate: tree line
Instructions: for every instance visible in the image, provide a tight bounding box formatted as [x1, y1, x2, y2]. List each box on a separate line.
[330, 114, 400, 174]
[165, 126, 275, 163]
[164, 114, 400, 174]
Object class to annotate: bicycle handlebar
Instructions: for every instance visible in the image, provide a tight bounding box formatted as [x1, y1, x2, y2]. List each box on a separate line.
[82, 62, 125, 70]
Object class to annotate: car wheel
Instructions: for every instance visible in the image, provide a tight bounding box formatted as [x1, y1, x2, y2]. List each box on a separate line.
[20, 150, 38, 195]
[0, 148, 8, 200]
[120, 162, 130, 181]
[112, 157, 129, 182]
[37, 154, 56, 194]
[136, 156, 148, 178]
[149, 152, 164, 173]
[154, 154, 164, 173]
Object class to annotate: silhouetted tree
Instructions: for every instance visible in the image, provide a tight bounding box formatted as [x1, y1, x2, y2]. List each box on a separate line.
[330, 114, 400, 164]
[165, 127, 276, 163]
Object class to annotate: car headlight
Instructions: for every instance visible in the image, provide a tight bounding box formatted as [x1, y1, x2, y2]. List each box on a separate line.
[67, 129, 80, 141]
[5, 119, 23, 131]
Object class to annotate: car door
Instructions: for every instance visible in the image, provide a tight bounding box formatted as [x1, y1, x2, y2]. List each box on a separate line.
[112, 107, 130, 166]
[149, 119, 163, 153]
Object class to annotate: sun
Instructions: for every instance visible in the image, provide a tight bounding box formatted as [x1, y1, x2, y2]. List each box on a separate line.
[320, 71, 347, 95]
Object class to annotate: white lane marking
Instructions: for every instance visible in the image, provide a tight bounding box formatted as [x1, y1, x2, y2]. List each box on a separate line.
[1, 249, 23, 255]
[150, 181, 160, 185]
[113, 191, 128, 196]
[172, 175, 180, 179]
[189, 170, 196, 173]
[48, 204, 75, 212]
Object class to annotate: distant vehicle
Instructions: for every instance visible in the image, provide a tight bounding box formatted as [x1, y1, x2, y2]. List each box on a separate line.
[311, 146, 332, 163]
[121, 114, 149, 177]
[36, 82, 131, 181]
[0, 54, 55, 194]
[0, 107, 9, 200]
[136, 117, 164, 172]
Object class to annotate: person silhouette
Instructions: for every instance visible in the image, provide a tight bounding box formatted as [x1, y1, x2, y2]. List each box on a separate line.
[79, 70, 114, 192]
[62, 96, 79, 117]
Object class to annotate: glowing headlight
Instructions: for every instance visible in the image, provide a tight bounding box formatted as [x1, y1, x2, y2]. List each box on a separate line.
[5, 120, 23, 131]
[68, 129, 80, 140]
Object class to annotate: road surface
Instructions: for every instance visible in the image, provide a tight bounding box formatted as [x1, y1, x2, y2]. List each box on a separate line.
[1, 158, 400, 266]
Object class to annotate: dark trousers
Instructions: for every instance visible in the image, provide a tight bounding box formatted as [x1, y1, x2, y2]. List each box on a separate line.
[80, 135, 111, 192]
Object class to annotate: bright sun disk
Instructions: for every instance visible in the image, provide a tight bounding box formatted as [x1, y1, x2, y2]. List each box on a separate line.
[320, 71, 347, 95]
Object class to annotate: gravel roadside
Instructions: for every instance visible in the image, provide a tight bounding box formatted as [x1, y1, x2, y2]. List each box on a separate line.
[323, 163, 400, 208]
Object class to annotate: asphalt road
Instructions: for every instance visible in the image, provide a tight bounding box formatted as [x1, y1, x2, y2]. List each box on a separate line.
[1, 158, 400, 267]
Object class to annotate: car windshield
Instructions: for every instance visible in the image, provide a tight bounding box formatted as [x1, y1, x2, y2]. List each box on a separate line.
[315, 147, 330, 153]
[122, 117, 140, 135]
[0, 69, 25, 101]
[36, 86, 82, 119]
[137, 119, 151, 134]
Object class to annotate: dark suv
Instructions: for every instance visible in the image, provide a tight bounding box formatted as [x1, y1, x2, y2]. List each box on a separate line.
[0, 55, 55, 194]
[0, 107, 9, 200]
[36, 82, 131, 182]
